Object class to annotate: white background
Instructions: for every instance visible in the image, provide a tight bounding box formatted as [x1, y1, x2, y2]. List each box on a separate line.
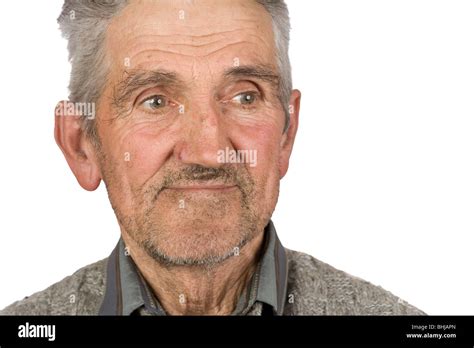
[0, 0, 473, 314]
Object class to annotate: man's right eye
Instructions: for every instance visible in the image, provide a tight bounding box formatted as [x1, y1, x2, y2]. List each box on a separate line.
[140, 95, 168, 110]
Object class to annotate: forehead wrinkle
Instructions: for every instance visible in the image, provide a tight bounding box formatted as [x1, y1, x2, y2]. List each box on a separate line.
[122, 32, 273, 61]
[106, 0, 276, 56]
[116, 27, 260, 44]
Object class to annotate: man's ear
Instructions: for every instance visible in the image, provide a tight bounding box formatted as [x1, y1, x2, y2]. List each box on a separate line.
[279, 89, 301, 178]
[54, 101, 102, 191]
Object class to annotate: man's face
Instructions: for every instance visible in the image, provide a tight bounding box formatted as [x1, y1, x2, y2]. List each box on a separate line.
[93, 0, 295, 265]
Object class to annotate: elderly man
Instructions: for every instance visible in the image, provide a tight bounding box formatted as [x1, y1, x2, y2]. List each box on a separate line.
[1, 0, 423, 316]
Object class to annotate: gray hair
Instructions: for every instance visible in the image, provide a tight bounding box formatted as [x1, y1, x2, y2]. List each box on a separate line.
[57, 0, 292, 143]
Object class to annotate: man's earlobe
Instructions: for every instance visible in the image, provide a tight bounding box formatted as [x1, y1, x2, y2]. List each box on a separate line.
[54, 101, 101, 191]
[279, 90, 301, 178]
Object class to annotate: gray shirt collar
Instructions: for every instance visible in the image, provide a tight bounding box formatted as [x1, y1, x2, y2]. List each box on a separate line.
[99, 220, 288, 315]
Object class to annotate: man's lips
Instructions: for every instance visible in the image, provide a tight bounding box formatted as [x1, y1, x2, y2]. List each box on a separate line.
[164, 184, 238, 192]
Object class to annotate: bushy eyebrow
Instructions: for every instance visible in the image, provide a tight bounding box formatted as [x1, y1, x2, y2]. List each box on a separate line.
[223, 64, 280, 87]
[112, 69, 185, 114]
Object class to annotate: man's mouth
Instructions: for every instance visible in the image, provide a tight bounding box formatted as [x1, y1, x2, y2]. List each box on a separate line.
[165, 184, 238, 192]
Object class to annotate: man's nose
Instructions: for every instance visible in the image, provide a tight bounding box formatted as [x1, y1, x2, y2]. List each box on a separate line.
[173, 102, 230, 168]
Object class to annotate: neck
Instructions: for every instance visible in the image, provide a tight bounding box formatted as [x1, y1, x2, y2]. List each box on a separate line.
[122, 232, 265, 315]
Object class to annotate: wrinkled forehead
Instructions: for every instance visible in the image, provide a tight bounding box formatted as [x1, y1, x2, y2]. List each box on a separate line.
[105, 0, 277, 78]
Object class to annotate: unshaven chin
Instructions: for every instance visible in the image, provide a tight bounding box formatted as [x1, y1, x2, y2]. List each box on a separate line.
[134, 187, 262, 267]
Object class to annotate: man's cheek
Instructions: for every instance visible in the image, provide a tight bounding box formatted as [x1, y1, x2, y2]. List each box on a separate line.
[114, 135, 171, 183]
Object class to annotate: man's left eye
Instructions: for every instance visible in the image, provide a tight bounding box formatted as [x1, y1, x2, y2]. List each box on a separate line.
[232, 92, 258, 105]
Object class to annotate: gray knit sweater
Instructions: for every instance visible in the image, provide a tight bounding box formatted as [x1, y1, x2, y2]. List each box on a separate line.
[0, 249, 425, 315]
